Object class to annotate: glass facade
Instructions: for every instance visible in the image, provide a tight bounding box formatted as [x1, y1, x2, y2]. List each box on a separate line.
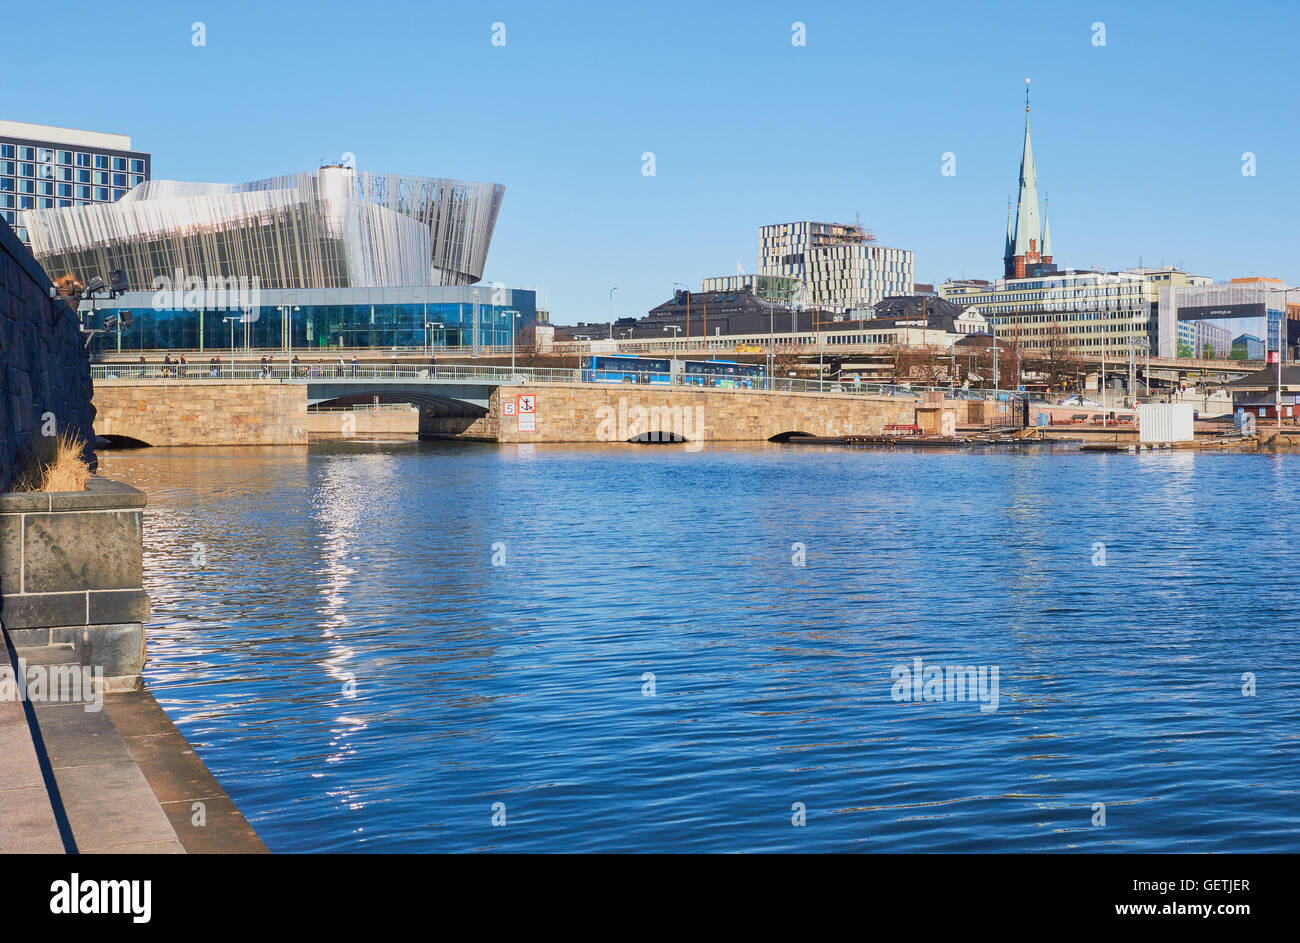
[80, 287, 537, 355]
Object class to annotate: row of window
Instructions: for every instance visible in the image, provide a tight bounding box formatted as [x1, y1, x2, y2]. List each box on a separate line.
[2, 179, 133, 197]
[0, 164, 143, 187]
[0, 143, 144, 173]
[1, 189, 127, 207]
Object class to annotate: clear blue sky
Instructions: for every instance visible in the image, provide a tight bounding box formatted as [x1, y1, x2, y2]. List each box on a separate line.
[6, 0, 1298, 322]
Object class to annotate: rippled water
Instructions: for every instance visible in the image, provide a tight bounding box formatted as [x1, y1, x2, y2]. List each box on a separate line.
[96, 440, 1300, 852]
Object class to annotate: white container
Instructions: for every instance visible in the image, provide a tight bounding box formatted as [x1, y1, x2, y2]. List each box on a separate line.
[1138, 403, 1195, 443]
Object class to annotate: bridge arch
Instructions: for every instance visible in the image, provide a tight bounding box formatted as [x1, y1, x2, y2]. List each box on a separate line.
[95, 433, 153, 449]
[627, 430, 691, 444]
[768, 430, 817, 442]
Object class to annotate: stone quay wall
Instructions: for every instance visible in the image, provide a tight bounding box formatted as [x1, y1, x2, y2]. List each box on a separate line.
[0, 217, 95, 490]
[0, 477, 149, 691]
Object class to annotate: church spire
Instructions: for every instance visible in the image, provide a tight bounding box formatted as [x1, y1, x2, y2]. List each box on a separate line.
[1005, 199, 1014, 262]
[1006, 78, 1048, 277]
[1042, 199, 1052, 261]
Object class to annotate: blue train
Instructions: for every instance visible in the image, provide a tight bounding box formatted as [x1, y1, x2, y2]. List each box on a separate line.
[580, 355, 765, 388]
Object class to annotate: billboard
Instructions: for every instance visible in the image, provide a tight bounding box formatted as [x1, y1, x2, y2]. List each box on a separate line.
[1173, 303, 1266, 322]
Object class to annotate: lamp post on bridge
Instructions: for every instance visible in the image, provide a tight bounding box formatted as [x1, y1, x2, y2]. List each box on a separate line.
[500, 309, 521, 377]
[664, 324, 681, 383]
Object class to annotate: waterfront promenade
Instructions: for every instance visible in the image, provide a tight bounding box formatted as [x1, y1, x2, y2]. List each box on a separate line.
[0, 644, 266, 854]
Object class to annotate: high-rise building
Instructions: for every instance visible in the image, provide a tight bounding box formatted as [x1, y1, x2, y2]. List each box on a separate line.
[758, 220, 914, 311]
[0, 119, 150, 244]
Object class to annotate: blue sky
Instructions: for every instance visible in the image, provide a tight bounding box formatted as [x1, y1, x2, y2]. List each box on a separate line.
[7, 0, 1298, 322]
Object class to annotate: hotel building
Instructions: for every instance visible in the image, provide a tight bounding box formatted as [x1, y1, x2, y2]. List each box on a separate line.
[0, 119, 150, 245]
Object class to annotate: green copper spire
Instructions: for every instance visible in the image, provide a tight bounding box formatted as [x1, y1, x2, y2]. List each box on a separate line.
[1012, 79, 1042, 262]
[1005, 199, 1014, 261]
[1042, 200, 1052, 258]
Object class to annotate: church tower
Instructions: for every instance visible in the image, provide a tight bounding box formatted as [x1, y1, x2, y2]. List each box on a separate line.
[1004, 80, 1054, 278]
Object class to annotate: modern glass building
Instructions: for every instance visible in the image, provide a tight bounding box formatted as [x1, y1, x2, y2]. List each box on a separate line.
[20, 161, 527, 354]
[24, 164, 502, 290]
[81, 285, 536, 355]
[0, 119, 149, 244]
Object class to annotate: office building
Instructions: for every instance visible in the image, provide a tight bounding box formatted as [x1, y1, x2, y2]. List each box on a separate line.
[0, 119, 149, 244]
[759, 220, 914, 310]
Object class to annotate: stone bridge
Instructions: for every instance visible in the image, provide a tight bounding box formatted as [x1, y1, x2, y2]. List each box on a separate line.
[89, 366, 986, 446]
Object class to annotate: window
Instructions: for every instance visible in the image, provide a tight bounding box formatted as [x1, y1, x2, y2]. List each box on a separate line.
[77, 169, 90, 183]
[37, 148, 53, 163]
[93, 171, 108, 185]
[18, 178, 34, 193]
[57, 150, 72, 164]
[130, 158, 144, 173]
[94, 186, 109, 200]
[112, 156, 126, 171]
[38, 181, 54, 195]
[76, 185, 91, 199]
[19, 162, 33, 177]
[112, 188, 126, 200]
[129, 174, 143, 187]
[17, 146, 34, 160]
[0, 144, 12, 158]
[37, 197, 53, 208]
[94, 154, 108, 169]
[0, 209, 12, 222]
[112, 173, 126, 187]
[76, 152, 91, 167]
[57, 183, 71, 197]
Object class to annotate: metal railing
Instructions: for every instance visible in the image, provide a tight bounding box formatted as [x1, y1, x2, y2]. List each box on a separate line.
[89, 362, 1036, 402]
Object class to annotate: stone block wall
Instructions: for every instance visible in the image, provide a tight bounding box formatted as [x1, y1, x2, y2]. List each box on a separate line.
[92, 379, 308, 446]
[433, 384, 922, 444]
[0, 217, 95, 490]
[0, 477, 149, 691]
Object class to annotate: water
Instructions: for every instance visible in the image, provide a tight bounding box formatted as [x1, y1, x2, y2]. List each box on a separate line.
[96, 440, 1300, 852]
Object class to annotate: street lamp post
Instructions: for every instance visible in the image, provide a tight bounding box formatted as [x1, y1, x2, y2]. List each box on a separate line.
[674, 282, 691, 346]
[1277, 287, 1298, 430]
[279, 299, 300, 357]
[766, 298, 775, 391]
[501, 309, 520, 376]
[664, 325, 681, 383]
[609, 286, 619, 340]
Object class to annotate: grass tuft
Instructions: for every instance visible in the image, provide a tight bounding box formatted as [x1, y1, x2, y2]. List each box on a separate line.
[11, 430, 91, 493]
